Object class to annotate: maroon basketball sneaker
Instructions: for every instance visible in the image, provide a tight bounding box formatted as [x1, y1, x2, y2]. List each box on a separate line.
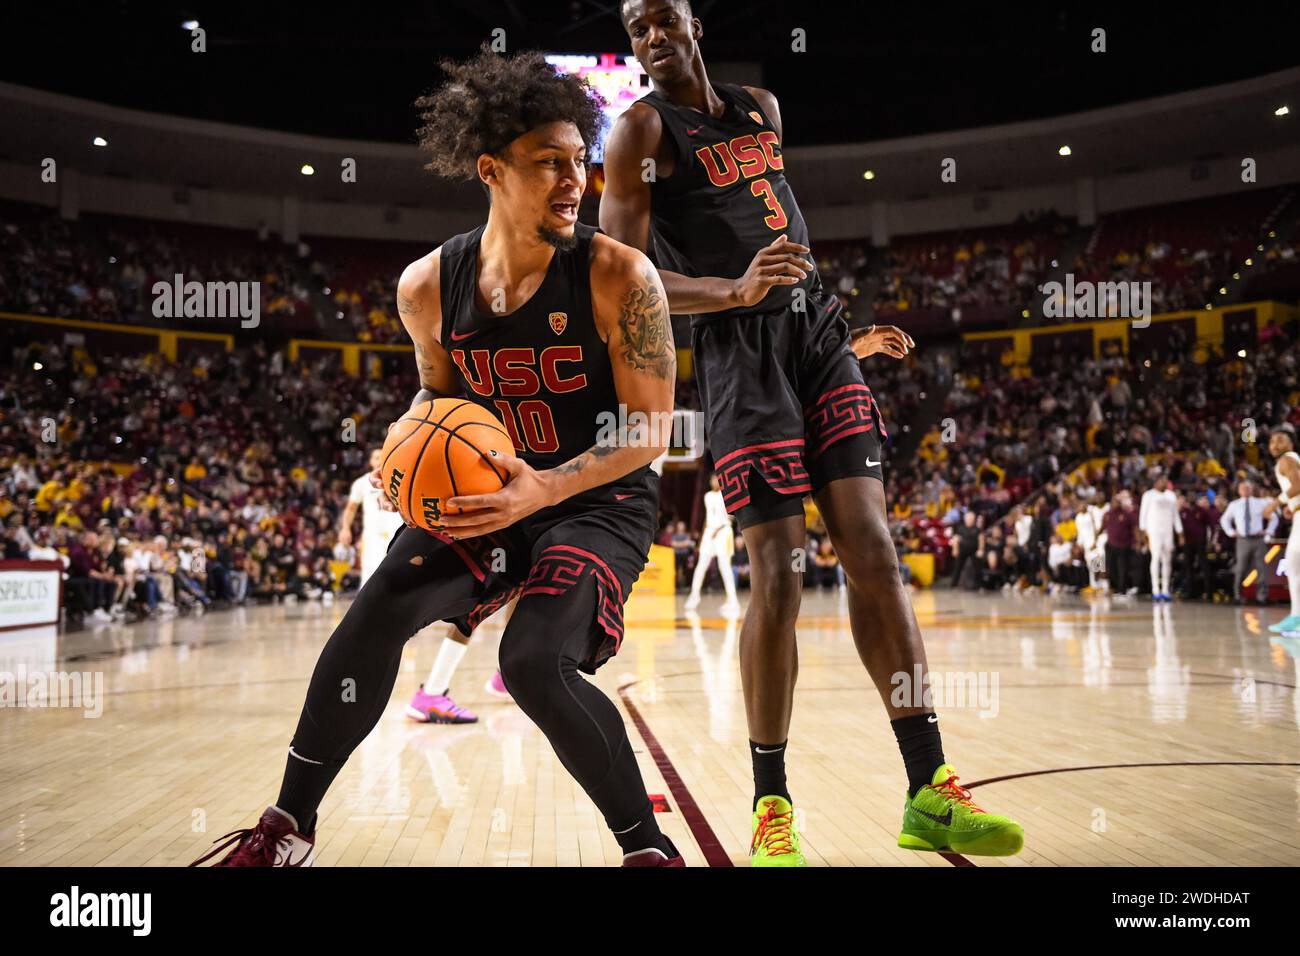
[190, 806, 316, 867]
[621, 837, 685, 867]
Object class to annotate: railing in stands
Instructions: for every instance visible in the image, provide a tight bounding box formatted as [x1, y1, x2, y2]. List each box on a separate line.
[0, 311, 233, 359]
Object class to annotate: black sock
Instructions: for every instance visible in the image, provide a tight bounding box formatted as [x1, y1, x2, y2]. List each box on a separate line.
[891, 714, 946, 797]
[611, 802, 673, 856]
[275, 749, 345, 834]
[751, 739, 791, 809]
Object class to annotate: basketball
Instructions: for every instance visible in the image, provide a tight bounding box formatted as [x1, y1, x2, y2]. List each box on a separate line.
[379, 399, 514, 532]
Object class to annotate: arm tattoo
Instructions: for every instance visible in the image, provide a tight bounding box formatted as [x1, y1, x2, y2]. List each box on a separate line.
[617, 267, 675, 380]
[413, 341, 438, 389]
[552, 441, 620, 478]
[397, 294, 422, 316]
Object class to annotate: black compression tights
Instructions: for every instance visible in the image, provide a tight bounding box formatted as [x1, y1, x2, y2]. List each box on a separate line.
[276, 528, 657, 845]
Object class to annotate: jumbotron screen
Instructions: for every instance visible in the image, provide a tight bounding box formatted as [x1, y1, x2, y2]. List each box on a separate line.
[546, 53, 651, 164]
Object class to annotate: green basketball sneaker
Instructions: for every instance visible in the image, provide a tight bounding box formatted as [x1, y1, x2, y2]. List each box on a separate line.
[750, 795, 805, 866]
[898, 763, 1024, 856]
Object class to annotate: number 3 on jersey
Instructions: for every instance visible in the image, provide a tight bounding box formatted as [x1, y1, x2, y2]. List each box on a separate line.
[751, 178, 788, 230]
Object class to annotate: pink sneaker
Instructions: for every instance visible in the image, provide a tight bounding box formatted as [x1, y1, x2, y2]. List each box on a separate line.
[483, 670, 512, 700]
[406, 685, 478, 724]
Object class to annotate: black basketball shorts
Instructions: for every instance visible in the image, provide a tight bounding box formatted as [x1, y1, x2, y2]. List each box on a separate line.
[691, 290, 886, 530]
[383, 471, 659, 674]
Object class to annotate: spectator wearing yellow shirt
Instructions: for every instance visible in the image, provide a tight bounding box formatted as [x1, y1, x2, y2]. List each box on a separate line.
[35, 477, 62, 512]
[1195, 456, 1227, 480]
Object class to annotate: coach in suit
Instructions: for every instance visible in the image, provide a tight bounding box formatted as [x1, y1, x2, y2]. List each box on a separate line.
[1219, 480, 1278, 604]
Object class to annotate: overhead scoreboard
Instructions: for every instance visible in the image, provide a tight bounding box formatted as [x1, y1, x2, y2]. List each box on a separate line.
[545, 53, 650, 165]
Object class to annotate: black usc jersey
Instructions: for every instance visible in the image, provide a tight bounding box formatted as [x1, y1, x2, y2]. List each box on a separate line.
[639, 82, 822, 324]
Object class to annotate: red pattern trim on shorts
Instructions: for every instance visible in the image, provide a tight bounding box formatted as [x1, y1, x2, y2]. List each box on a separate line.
[521, 544, 627, 666]
[713, 438, 813, 514]
[804, 382, 885, 458]
[466, 583, 522, 632]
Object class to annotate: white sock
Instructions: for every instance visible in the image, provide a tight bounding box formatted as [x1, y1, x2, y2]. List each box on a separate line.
[425, 635, 469, 695]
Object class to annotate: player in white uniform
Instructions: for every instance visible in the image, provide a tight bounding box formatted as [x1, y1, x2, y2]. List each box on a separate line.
[684, 474, 741, 614]
[342, 450, 406, 584]
[1265, 428, 1300, 633]
[1139, 475, 1183, 602]
[1073, 493, 1108, 591]
[340, 449, 487, 723]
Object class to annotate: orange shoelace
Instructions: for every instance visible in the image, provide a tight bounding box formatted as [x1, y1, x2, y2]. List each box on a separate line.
[751, 800, 797, 855]
[932, 773, 985, 814]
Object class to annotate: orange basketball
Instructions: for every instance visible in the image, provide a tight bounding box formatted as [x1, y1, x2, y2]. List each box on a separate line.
[379, 399, 514, 532]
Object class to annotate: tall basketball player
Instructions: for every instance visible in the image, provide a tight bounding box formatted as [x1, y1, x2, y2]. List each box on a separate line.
[684, 473, 740, 614]
[341, 446, 480, 723]
[193, 48, 682, 867]
[1266, 426, 1300, 634]
[604, 0, 1023, 864]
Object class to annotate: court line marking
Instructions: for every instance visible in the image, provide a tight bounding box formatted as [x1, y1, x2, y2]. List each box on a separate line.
[964, 760, 1300, 789]
[617, 679, 734, 867]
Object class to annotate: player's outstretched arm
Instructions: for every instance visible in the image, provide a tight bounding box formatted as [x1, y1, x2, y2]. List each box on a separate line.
[851, 324, 915, 360]
[599, 104, 808, 314]
[439, 240, 675, 538]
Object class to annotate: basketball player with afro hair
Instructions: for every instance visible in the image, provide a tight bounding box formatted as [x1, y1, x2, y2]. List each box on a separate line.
[194, 47, 684, 867]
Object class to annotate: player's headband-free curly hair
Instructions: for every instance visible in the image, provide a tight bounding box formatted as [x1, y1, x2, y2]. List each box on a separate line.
[415, 46, 606, 181]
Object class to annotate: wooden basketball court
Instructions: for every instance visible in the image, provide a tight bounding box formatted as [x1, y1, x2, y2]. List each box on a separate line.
[2, 589, 1297, 866]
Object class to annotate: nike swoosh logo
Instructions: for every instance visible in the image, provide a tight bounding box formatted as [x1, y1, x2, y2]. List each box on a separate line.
[614, 493, 634, 500]
[275, 845, 313, 867]
[754, 746, 784, 754]
[288, 746, 323, 765]
[865, 458, 881, 468]
[686, 126, 703, 136]
[450, 330, 473, 341]
[912, 805, 952, 826]
[927, 714, 938, 723]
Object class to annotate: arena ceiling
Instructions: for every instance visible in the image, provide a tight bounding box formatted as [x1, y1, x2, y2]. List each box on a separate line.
[0, 0, 1297, 146]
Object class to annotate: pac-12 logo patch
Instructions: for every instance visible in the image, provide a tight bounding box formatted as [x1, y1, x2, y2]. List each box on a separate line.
[549, 311, 568, 335]
[748, 110, 764, 125]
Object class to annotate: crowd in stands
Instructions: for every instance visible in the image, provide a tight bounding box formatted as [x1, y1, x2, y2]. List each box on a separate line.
[872, 212, 1068, 318]
[882, 314, 1300, 601]
[6, 187, 1294, 348]
[0, 203, 321, 332]
[1065, 188, 1290, 321]
[7, 320, 1300, 617]
[0, 339, 384, 623]
[4, 186, 1300, 617]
